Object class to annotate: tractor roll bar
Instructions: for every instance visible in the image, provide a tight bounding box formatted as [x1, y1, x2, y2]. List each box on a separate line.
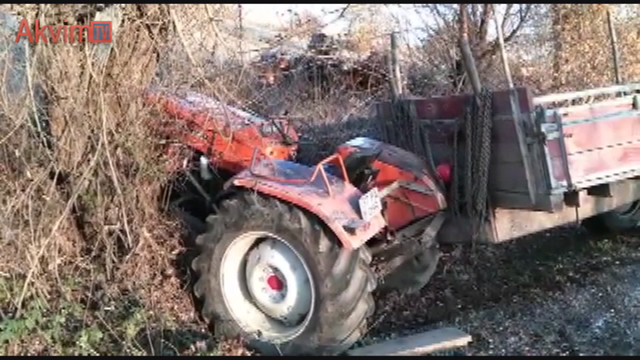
[248, 148, 351, 197]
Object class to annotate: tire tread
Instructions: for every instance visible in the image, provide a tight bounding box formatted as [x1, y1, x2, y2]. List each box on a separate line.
[191, 191, 375, 355]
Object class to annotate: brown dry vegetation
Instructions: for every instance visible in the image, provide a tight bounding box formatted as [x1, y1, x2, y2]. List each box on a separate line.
[1, 3, 640, 356]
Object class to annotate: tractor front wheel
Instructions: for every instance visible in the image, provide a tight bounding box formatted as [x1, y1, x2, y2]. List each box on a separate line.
[191, 191, 375, 355]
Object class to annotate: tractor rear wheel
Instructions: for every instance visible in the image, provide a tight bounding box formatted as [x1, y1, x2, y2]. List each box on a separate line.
[191, 191, 375, 355]
[582, 201, 640, 234]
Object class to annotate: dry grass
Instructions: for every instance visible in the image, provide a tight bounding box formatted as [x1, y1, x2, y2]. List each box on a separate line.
[0, 4, 387, 355]
[0, 4, 207, 355]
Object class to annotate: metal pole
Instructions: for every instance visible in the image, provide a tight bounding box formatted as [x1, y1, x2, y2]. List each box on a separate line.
[492, 5, 513, 89]
[606, 8, 622, 84]
[492, 4, 536, 206]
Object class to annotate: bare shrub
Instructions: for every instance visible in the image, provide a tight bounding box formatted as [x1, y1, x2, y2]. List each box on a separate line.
[0, 4, 194, 355]
[0, 3, 390, 355]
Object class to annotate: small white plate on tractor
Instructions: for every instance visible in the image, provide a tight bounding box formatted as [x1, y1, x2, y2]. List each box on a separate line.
[359, 187, 383, 222]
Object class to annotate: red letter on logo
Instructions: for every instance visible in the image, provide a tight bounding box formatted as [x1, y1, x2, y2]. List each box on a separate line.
[14, 19, 33, 43]
[50, 26, 65, 43]
[33, 19, 50, 43]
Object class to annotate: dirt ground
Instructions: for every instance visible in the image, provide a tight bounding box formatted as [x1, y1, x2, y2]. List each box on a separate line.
[5, 217, 639, 355]
[108, 222, 640, 356]
[358, 225, 640, 356]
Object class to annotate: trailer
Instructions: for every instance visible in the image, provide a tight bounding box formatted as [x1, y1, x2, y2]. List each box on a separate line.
[375, 83, 640, 245]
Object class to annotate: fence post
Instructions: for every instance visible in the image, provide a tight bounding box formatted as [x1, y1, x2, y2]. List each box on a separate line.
[458, 4, 481, 96]
[388, 32, 402, 100]
[606, 8, 622, 85]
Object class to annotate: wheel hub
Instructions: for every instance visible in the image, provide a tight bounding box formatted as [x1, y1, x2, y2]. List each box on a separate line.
[245, 238, 312, 327]
[266, 273, 284, 291]
[252, 265, 287, 304]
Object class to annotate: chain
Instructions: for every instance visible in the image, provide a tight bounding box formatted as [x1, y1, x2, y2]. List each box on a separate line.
[450, 119, 461, 217]
[378, 88, 493, 241]
[450, 87, 493, 241]
[473, 88, 493, 238]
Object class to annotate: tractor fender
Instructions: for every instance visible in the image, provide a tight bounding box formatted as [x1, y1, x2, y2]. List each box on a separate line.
[227, 160, 387, 250]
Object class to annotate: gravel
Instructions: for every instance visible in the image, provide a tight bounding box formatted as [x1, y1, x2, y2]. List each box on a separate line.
[438, 263, 640, 355]
[359, 225, 640, 356]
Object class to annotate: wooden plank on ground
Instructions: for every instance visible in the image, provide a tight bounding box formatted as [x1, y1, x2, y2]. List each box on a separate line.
[346, 327, 472, 356]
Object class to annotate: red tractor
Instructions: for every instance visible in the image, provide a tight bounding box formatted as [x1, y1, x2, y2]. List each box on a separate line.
[145, 88, 446, 355]
[145, 81, 640, 355]
[145, 88, 298, 221]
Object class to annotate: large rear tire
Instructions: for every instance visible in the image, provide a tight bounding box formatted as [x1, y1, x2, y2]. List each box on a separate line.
[191, 191, 376, 355]
[582, 201, 640, 234]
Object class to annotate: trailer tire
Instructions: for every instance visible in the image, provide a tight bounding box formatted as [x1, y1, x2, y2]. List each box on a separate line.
[191, 191, 375, 356]
[582, 201, 640, 234]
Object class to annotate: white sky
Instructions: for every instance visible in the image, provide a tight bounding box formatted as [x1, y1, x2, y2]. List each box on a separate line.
[240, 4, 527, 49]
[242, 4, 350, 30]
[241, 4, 427, 44]
[241, 4, 347, 33]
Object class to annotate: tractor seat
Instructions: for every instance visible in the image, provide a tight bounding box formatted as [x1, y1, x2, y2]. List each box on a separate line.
[342, 147, 382, 189]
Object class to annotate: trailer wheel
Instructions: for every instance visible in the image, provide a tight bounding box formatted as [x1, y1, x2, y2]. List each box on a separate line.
[191, 191, 375, 355]
[582, 201, 640, 234]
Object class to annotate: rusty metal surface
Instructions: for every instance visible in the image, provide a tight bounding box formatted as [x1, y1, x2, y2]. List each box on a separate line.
[337, 137, 447, 232]
[375, 87, 534, 123]
[374, 88, 544, 213]
[231, 157, 387, 250]
[143, 88, 298, 174]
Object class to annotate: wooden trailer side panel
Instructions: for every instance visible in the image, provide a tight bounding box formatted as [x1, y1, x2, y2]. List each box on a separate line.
[375, 87, 557, 211]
